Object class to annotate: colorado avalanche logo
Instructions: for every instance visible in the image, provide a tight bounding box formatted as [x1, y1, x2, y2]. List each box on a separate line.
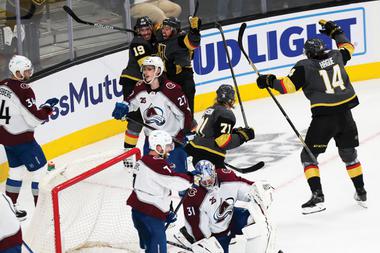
[144, 104, 165, 126]
[213, 197, 234, 223]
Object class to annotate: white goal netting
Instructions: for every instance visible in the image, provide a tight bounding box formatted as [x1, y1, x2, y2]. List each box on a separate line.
[24, 149, 141, 253]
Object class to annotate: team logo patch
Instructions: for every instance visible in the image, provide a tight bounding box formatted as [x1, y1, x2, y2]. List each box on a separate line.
[188, 188, 197, 197]
[213, 197, 234, 223]
[20, 83, 30, 89]
[144, 104, 165, 126]
[166, 82, 176, 89]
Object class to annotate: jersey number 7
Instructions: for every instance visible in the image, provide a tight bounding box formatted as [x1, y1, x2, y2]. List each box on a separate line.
[0, 100, 11, 124]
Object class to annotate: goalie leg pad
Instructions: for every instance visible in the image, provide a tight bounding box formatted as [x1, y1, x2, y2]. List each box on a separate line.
[191, 237, 223, 253]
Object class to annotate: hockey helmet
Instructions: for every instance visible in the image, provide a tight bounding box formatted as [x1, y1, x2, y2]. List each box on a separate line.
[195, 160, 217, 189]
[162, 17, 181, 31]
[141, 56, 164, 81]
[134, 16, 153, 30]
[216, 84, 235, 106]
[148, 130, 174, 156]
[9, 55, 33, 80]
[304, 38, 327, 59]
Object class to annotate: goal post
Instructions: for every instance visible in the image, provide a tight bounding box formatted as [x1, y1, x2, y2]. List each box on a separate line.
[25, 148, 142, 253]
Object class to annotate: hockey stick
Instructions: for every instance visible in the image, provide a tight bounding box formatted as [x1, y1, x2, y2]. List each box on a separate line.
[237, 23, 318, 164]
[63, 5, 136, 34]
[124, 116, 264, 173]
[23, 240, 34, 253]
[167, 240, 193, 251]
[192, 0, 199, 17]
[214, 22, 249, 128]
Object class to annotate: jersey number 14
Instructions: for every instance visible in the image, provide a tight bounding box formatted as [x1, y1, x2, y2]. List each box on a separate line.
[319, 64, 346, 94]
[0, 100, 11, 124]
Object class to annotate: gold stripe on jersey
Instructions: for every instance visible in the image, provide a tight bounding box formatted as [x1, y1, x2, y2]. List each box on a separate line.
[338, 42, 355, 57]
[120, 74, 140, 81]
[346, 163, 363, 178]
[215, 134, 232, 149]
[137, 56, 149, 67]
[183, 34, 197, 50]
[279, 77, 297, 94]
[304, 165, 320, 179]
[188, 141, 226, 157]
[311, 94, 357, 108]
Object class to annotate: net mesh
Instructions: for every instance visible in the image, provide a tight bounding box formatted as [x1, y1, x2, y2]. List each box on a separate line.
[24, 150, 140, 253]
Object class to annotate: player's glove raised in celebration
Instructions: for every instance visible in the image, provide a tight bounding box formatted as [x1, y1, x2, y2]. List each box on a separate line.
[112, 101, 129, 120]
[234, 127, 255, 143]
[189, 16, 201, 30]
[319, 19, 343, 38]
[256, 74, 276, 89]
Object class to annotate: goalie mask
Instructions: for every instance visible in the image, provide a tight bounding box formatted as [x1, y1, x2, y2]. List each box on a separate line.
[195, 160, 217, 189]
[9, 55, 34, 81]
[148, 130, 174, 158]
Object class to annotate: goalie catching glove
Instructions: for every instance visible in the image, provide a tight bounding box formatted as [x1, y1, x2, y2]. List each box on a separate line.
[191, 237, 223, 253]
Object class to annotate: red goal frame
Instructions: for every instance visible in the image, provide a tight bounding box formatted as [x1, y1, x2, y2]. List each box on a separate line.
[51, 148, 141, 253]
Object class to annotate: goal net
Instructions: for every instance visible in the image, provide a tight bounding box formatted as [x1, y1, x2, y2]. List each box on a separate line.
[24, 148, 142, 253]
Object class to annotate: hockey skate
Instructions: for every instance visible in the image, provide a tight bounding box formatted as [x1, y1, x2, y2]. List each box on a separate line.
[14, 204, 27, 221]
[354, 187, 367, 208]
[301, 190, 326, 215]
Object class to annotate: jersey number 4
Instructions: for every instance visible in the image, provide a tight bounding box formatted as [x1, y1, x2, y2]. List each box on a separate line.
[0, 100, 11, 124]
[319, 64, 346, 94]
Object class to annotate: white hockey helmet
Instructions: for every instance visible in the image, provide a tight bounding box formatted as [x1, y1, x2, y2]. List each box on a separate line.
[148, 130, 174, 156]
[141, 56, 164, 79]
[9, 55, 34, 80]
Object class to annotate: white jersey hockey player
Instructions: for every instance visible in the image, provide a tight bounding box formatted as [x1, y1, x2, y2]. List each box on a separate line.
[178, 160, 281, 253]
[112, 56, 192, 173]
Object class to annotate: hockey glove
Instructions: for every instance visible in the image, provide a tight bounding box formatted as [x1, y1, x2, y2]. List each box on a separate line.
[234, 127, 255, 143]
[112, 101, 129, 120]
[166, 211, 177, 224]
[189, 16, 201, 30]
[319, 19, 343, 38]
[40, 98, 59, 108]
[256, 74, 276, 89]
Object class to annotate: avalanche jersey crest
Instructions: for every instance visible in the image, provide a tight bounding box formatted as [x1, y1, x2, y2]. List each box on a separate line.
[213, 197, 234, 223]
[144, 104, 165, 126]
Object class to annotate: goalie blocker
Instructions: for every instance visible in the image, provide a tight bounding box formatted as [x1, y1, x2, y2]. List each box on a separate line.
[175, 160, 281, 253]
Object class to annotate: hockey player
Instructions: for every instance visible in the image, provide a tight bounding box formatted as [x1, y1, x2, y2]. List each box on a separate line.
[112, 56, 193, 173]
[0, 55, 58, 220]
[256, 20, 367, 214]
[177, 160, 278, 253]
[126, 130, 200, 253]
[156, 16, 201, 120]
[119, 16, 156, 168]
[0, 192, 22, 253]
[185, 84, 255, 168]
